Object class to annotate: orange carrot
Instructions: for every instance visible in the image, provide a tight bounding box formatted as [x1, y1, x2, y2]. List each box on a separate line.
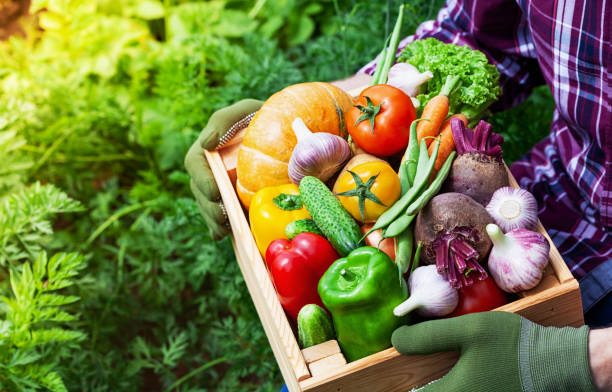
[429, 113, 468, 171]
[416, 75, 460, 147]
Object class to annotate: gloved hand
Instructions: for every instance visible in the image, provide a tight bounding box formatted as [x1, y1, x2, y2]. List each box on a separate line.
[392, 312, 597, 392]
[185, 99, 262, 240]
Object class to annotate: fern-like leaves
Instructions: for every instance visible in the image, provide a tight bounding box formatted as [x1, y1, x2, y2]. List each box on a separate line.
[0, 183, 83, 266]
[0, 252, 86, 392]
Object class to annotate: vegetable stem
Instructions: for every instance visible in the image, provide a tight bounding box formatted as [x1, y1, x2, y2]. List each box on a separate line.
[291, 117, 313, 142]
[410, 241, 422, 274]
[439, 75, 461, 97]
[393, 296, 419, 317]
[340, 268, 358, 282]
[485, 224, 506, 246]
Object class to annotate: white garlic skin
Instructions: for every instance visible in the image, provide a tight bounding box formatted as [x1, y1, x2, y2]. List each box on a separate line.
[486, 187, 538, 232]
[394, 265, 458, 317]
[487, 225, 550, 293]
[387, 63, 433, 97]
[288, 118, 351, 184]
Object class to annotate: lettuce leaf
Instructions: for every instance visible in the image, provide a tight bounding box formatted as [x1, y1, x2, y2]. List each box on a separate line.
[398, 38, 502, 121]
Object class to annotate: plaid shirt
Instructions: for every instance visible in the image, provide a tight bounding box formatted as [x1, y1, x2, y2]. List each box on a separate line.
[360, 0, 611, 318]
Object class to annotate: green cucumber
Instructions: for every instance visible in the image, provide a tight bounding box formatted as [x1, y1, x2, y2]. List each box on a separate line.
[299, 176, 363, 256]
[285, 219, 323, 240]
[298, 304, 335, 348]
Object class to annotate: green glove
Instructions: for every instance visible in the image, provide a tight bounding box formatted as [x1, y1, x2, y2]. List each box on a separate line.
[184, 99, 262, 240]
[391, 312, 597, 392]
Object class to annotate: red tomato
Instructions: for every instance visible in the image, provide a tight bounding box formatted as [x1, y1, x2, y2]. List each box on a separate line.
[347, 84, 416, 157]
[265, 233, 340, 322]
[449, 276, 508, 317]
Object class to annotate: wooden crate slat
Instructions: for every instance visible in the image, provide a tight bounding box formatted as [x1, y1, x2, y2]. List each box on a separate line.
[302, 340, 342, 364]
[205, 149, 310, 389]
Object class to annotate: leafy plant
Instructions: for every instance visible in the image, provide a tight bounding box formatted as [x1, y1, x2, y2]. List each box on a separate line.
[0, 252, 86, 392]
[0, 183, 83, 267]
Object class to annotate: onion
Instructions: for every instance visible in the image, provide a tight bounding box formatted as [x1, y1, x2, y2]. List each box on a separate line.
[486, 187, 538, 232]
[393, 265, 458, 317]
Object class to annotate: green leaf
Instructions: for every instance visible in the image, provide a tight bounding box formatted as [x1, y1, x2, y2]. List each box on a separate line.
[289, 16, 315, 46]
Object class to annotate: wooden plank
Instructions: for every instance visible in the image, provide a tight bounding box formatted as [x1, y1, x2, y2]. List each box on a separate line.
[301, 349, 459, 392]
[302, 340, 342, 364]
[205, 149, 310, 390]
[309, 353, 347, 378]
[496, 279, 584, 327]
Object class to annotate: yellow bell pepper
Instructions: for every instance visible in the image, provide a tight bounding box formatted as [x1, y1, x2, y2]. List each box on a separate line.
[333, 161, 401, 223]
[249, 184, 310, 256]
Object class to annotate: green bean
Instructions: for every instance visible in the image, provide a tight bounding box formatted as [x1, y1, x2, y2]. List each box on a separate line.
[405, 151, 456, 216]
[364, 139, 439, 237]
[399, 161, 410, 195]
[395, 226, 413, 278]
[405, 119, 425, 185]
[413, 137, 440, 186]
[410, 241, 423, 275]
[385, 213, 415, 238]
[370, 47, 387, 86]
[377, 4, 405, 84]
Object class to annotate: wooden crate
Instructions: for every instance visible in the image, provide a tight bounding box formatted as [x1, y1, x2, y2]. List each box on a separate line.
[204, 119, 583, 392]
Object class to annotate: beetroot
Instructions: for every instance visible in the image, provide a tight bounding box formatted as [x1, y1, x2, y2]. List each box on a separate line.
[443, 119, 509, 205]
[414, 193, 494, 288]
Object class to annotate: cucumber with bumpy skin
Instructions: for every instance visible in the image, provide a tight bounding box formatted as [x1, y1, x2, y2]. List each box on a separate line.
[298, 304, 335, 348]
[285, 219, 323, 240]
[299, 176, 363, 256]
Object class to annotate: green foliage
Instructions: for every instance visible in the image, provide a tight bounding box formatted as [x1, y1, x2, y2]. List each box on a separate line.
[0, 183, 83, 267]
[0, 252, 86, 392]
[0, 0, 554, 390]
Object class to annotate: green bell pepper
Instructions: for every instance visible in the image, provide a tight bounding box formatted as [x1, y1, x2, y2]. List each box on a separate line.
[318, 246, 409, 361]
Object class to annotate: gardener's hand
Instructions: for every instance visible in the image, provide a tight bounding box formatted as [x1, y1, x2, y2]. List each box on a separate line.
[392, 312, 598, 392]
[185, 99, 262, 240]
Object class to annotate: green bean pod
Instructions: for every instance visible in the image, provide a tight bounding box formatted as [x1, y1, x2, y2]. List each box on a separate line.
[364, 139, 440, 237]
[395, 226, 414, 278]
[384, 213, 416, 238]
[404, 151, 456, 216]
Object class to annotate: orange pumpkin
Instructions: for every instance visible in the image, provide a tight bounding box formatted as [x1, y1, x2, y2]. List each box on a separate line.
[236, 82, 353, 208]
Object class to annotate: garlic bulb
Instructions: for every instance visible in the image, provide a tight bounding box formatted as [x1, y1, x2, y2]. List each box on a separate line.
[486, 187, 538, 232]
[486, 224, 550, 293]
[393, 265, 458, 317]
[288, 118, 351, 184]
[387, 63, 433, 97]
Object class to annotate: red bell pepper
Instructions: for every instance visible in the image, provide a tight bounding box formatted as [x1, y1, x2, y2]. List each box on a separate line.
[265, 232, 339, 322]
[449, 275, 508, 317]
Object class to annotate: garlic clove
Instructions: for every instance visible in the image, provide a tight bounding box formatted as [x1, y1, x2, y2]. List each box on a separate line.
[486, 187, 538, 232]
[387, 63, 434, 97]
[393, 265, 458, 317]
[288, 118, 351, 184]
[486, 224, 550, 293]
